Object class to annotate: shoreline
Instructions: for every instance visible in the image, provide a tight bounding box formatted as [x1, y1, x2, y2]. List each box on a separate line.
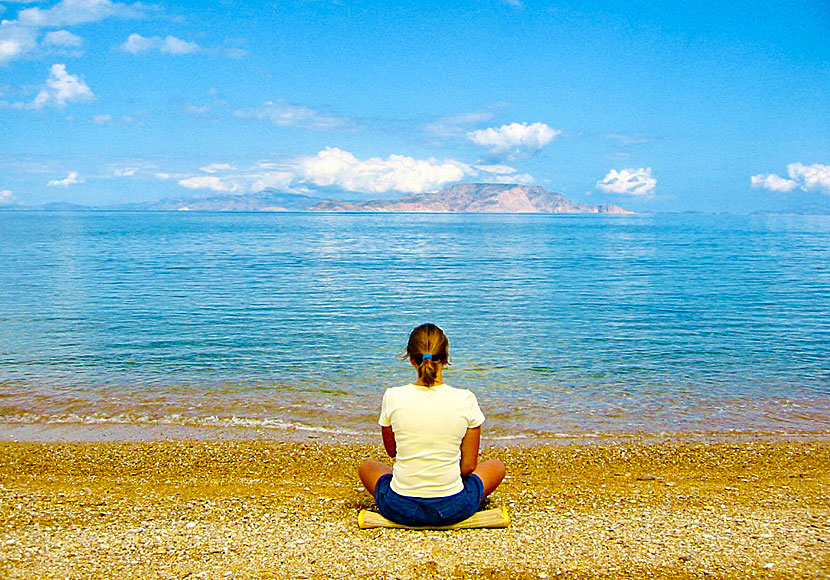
[1, 439, 828, 579]
[2, 422, 830, 446]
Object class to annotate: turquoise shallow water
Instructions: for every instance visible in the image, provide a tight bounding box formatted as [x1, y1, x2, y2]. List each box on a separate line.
[0, 211, 828, 439]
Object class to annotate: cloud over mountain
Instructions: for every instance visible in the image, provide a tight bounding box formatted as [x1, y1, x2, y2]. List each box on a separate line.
[597, 167, 656, 196]
[294, 147, 471, 194]
[752, 163, 830, 195]
[467, 122, 561, 155]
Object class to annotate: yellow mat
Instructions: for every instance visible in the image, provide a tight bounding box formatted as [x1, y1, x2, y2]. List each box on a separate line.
[358, 506, 509, 529]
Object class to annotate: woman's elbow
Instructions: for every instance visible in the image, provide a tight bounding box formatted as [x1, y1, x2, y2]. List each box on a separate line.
[460, 460, 477, 477]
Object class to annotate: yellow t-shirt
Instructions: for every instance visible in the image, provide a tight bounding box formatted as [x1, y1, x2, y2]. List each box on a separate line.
[378, 383, 485, 498]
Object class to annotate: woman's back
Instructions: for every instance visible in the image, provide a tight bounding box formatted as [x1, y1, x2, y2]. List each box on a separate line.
[380, 383, 484, 497]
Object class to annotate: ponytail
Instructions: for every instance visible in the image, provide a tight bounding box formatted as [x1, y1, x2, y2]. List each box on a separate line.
[404, 324, 449, 387]
[418, 356, 440, 387]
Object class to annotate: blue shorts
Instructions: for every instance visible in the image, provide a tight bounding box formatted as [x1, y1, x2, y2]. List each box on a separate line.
[375, 473, 484, 527]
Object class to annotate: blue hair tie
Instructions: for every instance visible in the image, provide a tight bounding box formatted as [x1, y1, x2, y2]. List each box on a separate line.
[422, 353, 432, 360]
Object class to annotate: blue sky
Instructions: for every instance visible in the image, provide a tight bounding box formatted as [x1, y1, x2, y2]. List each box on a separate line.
[1, 0, 828, 212]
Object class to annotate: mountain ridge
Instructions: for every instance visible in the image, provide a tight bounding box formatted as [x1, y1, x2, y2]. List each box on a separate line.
[0, 184, 633, 214]
[309, 184, 632, 213]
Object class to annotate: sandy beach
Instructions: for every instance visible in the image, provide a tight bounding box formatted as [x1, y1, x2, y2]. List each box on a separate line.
[0, 438, 828, 579]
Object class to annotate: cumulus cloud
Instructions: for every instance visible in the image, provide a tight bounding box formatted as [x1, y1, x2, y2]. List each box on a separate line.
[42, 29, 83, 47]
[0, 22, 38, 64]
[750, 173, 797, 193]
[47, 170, 84, 187]
[0, 189, 16, 204]
[234, 101, 351, 131]
[0, 0, 145, 63]
[17, 0, 145, 28]
[29, 63, 93, 108]
[467, 122, 561, 154]
[596, 167, 656, 196]
[120, 33, 200, 55]
[295, 147, 471, 194]
[752, 163, 830, 194]
[788, 163, 830, 193]
[165, 152, 535, 197]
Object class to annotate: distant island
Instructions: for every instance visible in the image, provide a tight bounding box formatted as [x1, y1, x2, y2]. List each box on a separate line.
[2, 183, 632, 214]
[308, 184, 632, 214]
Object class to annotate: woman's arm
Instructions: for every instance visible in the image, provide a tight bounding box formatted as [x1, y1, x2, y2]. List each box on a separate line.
[459, 426, 481, 476]
[381, 425, 396, 458]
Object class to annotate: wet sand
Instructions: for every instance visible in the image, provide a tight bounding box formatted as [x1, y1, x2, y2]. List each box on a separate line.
[1, 439, 828, 579]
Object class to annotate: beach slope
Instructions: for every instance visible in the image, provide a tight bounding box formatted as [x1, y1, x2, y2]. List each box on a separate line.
[1, 440, 828, 579]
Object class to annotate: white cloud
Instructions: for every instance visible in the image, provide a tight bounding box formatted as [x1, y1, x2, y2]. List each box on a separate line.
[178, 176, 236, 192]
[752, 163, 830, 194]
[788, 163, 830, 193]
[17, 0, 145, 28]
[295, 147, 470, 194]
[474, 164, 518, 175]
[155, 154, 531, 197]
[0, 189, 16, 204]
[750, 173, 797, 193]
[467, 122, 561, 153]
[0, 22, 38, 64]
[0, 0, 145, 64]
[487, 173, 535, 185]
[120, 33, 200, 55]
[42, 29, 83, 47]
[29, 63, 93, 108]
[200, 163, 236, 173]
[234, 101, 351, 130]
[597, 167, 656, 196]
[47, 170, 84, 187]
[112, 167, 136, 176]
[175, 164, 296, 194]
[472, 164, 535, 184]
[160, 35, 199, 55]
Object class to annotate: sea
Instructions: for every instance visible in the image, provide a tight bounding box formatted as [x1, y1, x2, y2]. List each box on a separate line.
[1, 211, 828, 443]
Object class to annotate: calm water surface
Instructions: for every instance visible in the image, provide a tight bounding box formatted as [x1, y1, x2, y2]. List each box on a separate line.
[1, 211, 828, 440]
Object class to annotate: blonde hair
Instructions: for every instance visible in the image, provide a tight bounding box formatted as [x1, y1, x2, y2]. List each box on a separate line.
[404, 323, 449, 387]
